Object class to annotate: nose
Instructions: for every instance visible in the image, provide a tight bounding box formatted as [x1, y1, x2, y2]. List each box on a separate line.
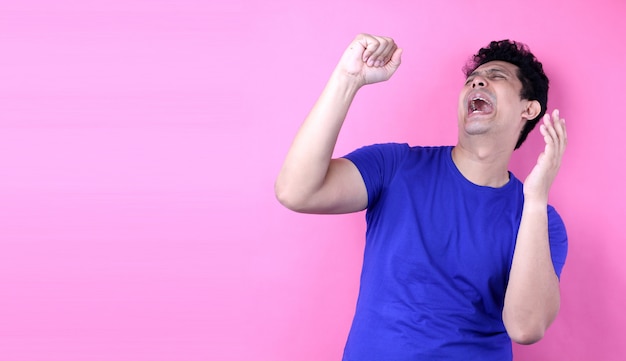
[471, 76, 486, 88]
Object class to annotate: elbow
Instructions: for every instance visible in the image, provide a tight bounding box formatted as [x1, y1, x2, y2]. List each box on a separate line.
[274, 181, 295, 210]
[503, 311, 552, 345]
[505, 324, 545, 345]
[502, 286, 560, 345]
[274, 180, 308, 213]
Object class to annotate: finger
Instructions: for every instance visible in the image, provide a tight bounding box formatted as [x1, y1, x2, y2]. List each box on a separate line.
[552, 110, 567, 152]
[540, 114, 556, 159]
[378, 43, 397, 67]
[357, 34, 380, 63]
[367, 36, 396, 67]
[541, 115, 556, 148]
[385, 47, 403, 70]
[560, 118, 568, 150]
[551, 109, 567, 154]
[376, 37, 397, 66]
[544, 111, 559, 142]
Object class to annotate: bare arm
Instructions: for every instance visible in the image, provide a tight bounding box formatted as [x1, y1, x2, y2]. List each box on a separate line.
[275, 34, 402, 214]
[503, 109, 567, 344]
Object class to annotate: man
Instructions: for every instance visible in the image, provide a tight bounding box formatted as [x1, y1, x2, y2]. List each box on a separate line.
[275, 34, 567, 360]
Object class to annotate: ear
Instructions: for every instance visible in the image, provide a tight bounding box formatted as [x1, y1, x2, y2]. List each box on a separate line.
[522, 100, 541, 121]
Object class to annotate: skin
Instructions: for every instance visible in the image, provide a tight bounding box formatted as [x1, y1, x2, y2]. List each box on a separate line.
[275, 33, 567, 344]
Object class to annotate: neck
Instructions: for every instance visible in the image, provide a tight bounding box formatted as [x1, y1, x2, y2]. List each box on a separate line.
[451, 142, 513, 188]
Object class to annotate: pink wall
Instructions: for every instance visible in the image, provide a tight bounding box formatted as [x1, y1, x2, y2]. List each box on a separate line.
[1, 0, 624, 360]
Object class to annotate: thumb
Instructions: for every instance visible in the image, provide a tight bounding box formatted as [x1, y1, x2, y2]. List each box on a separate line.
[386, 47, 403, 72]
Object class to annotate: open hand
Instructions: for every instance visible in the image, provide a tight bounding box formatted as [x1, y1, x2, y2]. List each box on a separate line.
[523, 109, 568, 202]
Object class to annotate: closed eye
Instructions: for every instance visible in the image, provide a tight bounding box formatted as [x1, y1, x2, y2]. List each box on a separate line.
[488, 72, 507, 80]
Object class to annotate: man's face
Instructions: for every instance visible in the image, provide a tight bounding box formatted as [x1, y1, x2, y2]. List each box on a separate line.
[457, 60, 532, 145]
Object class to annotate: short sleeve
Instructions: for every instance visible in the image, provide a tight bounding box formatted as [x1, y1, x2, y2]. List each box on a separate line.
[547, 205, 568, 278]
[342, 143, 410, 208]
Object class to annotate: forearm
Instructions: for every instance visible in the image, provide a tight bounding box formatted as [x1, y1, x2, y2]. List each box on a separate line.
[275, 71, 361, 208]
[503, 198, 560, 344]
[275, 34, 401, 212]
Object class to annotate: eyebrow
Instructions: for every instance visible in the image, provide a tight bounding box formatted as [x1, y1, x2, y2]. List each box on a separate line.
[468, 67, 512, 78]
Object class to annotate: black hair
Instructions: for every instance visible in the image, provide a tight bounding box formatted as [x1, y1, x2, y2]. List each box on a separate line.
[463, 40, 549, 149]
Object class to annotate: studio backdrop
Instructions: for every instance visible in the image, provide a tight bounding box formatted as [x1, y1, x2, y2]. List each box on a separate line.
[1, 0, 625, 360]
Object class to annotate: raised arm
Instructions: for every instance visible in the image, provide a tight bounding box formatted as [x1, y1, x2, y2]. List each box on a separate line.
[275, 34, 402, 214]
[503, 109, 567, 344]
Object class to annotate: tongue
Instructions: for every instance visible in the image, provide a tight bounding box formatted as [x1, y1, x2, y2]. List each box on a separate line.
[472, 99, 493, 114]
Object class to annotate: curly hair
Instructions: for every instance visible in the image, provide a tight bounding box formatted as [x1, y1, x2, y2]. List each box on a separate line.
[463, 40, 549, 149]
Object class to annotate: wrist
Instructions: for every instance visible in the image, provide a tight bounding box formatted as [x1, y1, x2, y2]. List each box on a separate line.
[332, 64, 366, 88]
[522, 195, 548, 210]
[327, 70, 363, 100]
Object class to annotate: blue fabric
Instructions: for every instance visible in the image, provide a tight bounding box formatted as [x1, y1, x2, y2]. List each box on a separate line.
[341, 144, 568, 361]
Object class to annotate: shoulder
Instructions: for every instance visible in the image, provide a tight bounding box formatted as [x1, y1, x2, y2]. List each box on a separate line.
[344, 144, 452, 175]
[344, 143, 451, 161]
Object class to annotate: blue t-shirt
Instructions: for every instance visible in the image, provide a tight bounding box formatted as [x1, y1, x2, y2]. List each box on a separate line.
[341, 144, 568, 361]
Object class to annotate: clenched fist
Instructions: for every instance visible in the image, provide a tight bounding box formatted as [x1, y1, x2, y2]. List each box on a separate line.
[335, 34, 403, 87]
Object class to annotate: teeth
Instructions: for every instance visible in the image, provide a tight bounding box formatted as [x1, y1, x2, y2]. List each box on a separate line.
[471, 100, 477, 111]
[469, 96, 489, 112]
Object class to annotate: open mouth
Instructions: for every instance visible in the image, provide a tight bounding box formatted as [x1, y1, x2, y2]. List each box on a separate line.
[467, 93, 494, 116]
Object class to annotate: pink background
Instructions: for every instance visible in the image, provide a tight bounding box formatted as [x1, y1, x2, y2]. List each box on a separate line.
[1, 0, 625, 360]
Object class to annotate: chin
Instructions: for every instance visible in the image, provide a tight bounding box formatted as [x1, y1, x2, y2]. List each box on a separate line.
[462, 117, 492, 135]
